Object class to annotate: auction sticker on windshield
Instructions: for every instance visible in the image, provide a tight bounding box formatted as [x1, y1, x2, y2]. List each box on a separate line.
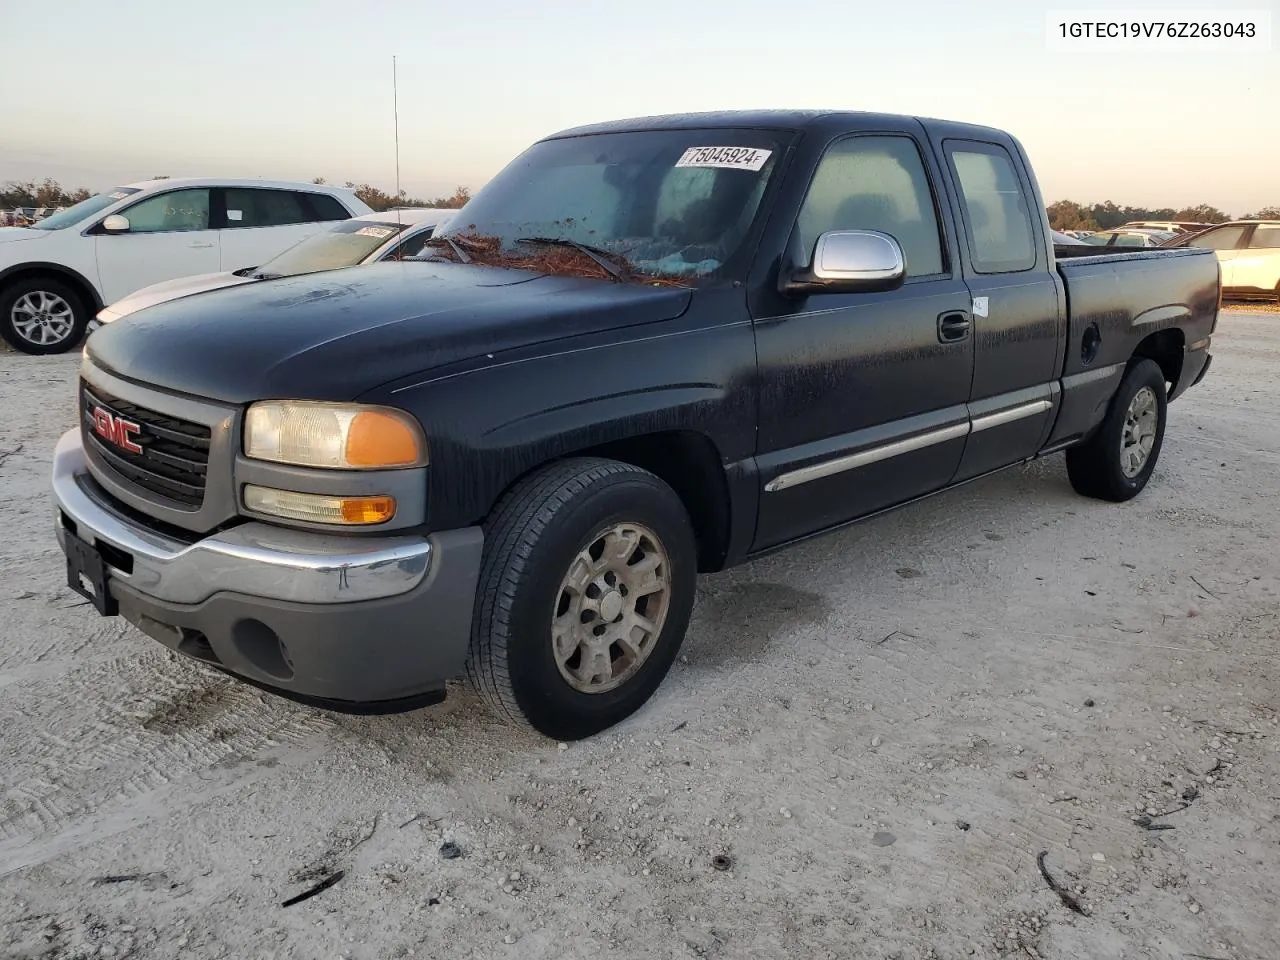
[354, 226, 396, 238]
[675, 146, 772, 171]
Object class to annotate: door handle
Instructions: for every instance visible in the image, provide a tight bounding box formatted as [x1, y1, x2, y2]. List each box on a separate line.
[187, 241, 215, 249]
[937, 310, 971, 343]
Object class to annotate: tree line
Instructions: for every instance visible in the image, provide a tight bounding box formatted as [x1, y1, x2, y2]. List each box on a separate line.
[4, 177, 1278, 226]
[309, 178, 471, 211]
[1048, 199, 1280, 231]
[0, 178, 472, 212]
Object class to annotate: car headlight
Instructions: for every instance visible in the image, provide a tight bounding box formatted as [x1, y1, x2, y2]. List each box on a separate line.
[244, 401, 428, 469]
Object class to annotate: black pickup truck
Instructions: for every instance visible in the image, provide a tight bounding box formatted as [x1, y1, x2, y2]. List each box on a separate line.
[54, 110, 1218, 740]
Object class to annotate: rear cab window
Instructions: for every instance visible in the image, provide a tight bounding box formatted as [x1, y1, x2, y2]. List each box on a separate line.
[944, 141, 1037, 273]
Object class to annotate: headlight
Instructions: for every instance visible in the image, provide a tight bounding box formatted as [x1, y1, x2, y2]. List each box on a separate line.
[244, 401, 428, 469]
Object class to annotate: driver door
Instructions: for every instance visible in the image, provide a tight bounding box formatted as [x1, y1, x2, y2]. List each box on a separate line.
[751, 131, 975, 550]
[93, 188, 220, 304]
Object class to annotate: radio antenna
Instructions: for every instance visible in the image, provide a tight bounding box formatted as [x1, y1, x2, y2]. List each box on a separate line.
[392, 55, 402, 234]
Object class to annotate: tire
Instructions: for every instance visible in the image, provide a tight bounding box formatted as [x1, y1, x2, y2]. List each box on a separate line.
[467, 457, 698, 740]
[1066, 358, 1167, 502]
[0, 276, 90, 355]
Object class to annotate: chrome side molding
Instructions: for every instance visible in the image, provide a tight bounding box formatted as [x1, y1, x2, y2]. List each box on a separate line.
[765, 422, 969, 492]
[765, 396, 1056, 493]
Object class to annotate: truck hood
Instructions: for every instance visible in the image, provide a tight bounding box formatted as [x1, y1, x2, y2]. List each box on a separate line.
[98, 271, 256, 322]
[0, 227, 48, 244]
[85, 260, 693, 404]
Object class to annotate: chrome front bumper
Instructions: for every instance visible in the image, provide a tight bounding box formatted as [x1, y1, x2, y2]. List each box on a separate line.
[52, 428, 431, 605]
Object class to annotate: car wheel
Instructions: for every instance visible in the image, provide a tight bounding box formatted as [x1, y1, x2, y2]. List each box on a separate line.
[1066, 358, 1167, 502]
[467, 457, 697, 740]
[0, 277, 89, 355]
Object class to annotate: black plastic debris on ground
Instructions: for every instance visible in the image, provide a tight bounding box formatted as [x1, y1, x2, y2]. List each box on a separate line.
[281, 870, 344, 907]
[439, 842, 463, 860]
[1036, 851, 1087, 915]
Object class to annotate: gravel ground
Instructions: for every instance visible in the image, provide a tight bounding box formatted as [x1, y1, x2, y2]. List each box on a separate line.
[1, 309, 1277, 960]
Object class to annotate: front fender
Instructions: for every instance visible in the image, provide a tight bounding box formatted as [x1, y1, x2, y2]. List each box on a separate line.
[364, 302, 758, 531]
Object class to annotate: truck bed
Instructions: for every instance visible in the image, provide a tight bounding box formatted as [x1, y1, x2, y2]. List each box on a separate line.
[1045, 246, 1219, 448]
[1055, 246, 1218, 379]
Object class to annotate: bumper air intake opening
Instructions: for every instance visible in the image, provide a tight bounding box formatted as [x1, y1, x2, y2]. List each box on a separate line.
[231, 618, 295, 681]
[178, 629, 221, 665]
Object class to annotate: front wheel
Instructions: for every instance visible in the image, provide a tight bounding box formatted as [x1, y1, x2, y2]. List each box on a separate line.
[466, 457, 697, 740]
[0, 277, 90, 355]
[1066, 358, 1167, 502]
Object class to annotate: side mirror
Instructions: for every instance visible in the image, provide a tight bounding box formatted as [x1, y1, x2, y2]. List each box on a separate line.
[782, 230, 906, 297]
[101, 214, 130, 233]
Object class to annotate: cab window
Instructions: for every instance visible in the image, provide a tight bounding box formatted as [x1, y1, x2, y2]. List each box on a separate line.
[795, 135, 944, 278]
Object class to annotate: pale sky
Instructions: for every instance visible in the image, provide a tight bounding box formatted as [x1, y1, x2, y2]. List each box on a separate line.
[1, 0, 1276, 214]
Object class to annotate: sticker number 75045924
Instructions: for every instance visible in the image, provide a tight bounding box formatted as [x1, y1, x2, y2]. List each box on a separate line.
[674, 146, 772, 171]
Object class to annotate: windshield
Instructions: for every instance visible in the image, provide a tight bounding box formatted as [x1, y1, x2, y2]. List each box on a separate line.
[251, 219, 407, 278]
[31, 188, 141, 230]
[431, 128, 788, 282]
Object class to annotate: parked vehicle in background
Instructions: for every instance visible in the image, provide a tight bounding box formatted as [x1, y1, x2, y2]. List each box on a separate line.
[1081, 229, 1175, 248]
[3, 205, 67, 226]
[1164, 220, 1280, 301]
[1052, 230, 1088, 245]
[0, 178, 371, 355]
[1115, 220, 1212, 235]
[90, 208, 455, 331]
[54, 110, 1218, 740]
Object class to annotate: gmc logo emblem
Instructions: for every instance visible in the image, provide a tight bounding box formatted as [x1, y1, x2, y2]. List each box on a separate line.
[91, 406, 143, 454]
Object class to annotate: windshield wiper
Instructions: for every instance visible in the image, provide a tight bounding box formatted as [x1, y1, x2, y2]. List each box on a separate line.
[517, 237, 628, 282]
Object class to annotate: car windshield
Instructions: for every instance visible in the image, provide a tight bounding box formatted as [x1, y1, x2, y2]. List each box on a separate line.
[250, 220, 408, 278]
[30, 188, 141, 230]
[429, 128, 789, 283]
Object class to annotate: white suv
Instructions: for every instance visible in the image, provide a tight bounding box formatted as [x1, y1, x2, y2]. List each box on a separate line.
[1171, 220, 1280, 302]
[0, 178, 371, 354]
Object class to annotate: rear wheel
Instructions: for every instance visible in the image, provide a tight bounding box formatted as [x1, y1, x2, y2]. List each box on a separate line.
[1066, 358, 1167, 502]
[0, 277, 89, 355]
[466, 457, 697, 740]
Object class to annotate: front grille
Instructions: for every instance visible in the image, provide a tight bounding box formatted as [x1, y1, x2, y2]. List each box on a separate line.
[80, 382, 211, 508]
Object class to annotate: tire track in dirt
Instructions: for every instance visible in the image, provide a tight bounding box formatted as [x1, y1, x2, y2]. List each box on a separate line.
[0, 644, 334, 856]
[0, 740, 330, 880]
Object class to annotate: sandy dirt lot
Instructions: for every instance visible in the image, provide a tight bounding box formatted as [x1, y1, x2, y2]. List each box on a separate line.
[1, 309, 1277, 960]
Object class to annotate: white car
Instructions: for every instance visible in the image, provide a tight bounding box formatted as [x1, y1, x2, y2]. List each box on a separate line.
[1169, 220, 1280, 302]
[90, 208, 456, 331]
[0, 178, 371, 354]
[1080, 229, 1175, 248]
